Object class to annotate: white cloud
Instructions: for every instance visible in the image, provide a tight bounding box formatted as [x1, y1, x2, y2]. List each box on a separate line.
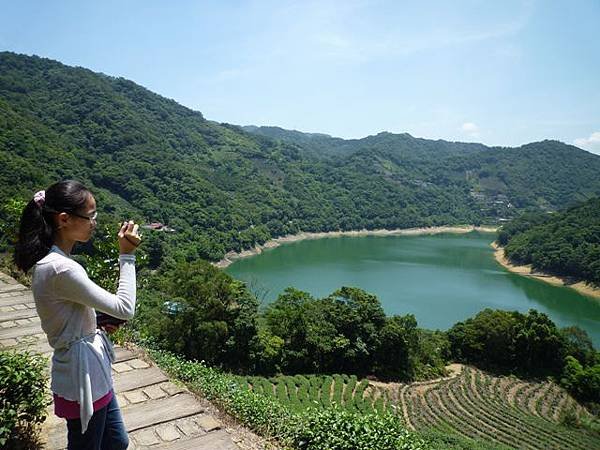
[461, 122, 479, 137]
[573, 132, 600, 154]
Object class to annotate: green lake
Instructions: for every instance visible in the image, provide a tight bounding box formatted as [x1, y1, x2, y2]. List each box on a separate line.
[226, 232, 600, 346]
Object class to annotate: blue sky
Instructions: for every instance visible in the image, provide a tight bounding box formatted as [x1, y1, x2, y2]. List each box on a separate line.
[1, 0, 599, 153]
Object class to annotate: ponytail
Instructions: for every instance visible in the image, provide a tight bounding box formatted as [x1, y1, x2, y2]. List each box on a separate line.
[14, 199, 54, 272]
[14, 180, 91, 272]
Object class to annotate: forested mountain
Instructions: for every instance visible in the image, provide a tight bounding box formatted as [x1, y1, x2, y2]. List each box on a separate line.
[1, 51, 600, 262]
[498, 197, 600, 286]
[244, 126, 600, 213]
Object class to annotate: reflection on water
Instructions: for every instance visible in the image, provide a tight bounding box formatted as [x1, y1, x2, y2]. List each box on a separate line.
[226, 232, 600, 346]
[505, 272, 600, 331]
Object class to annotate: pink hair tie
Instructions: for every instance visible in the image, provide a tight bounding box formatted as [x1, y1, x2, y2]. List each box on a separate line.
[33, 190, 46, 207]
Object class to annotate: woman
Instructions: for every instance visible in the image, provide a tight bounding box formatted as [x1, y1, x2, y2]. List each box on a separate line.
[14, 180, 141, 449]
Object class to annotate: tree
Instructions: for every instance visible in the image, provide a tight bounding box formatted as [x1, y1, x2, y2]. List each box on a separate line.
[324, 287, 386, 374]
[513, 310, 564, 374]
[144, 233, 164, 269]
[448, 309, 520, 371]
[375, 314, 419, 379]
[561, 326, 598, 367]
[137, 260, 259, 371]
[561, 356, 600, 403]
[264, 287, 315, 372]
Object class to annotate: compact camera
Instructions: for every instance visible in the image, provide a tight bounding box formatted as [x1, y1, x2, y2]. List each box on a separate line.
[96, 311, 127, 328]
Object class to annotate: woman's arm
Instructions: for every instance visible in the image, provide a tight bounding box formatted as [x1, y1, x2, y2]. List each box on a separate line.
[55, 255, 136, 320]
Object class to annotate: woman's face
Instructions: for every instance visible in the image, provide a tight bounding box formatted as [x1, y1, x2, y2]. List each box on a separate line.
[57, 194, 97, 242]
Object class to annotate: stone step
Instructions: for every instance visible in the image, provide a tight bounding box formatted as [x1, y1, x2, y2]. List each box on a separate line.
[114, 346, 140, 363]
[0, 306, 38, 322]
[116, 381, 185, 407]
[1, 335, 46, 350]
[0, 322, 43, 339]
[0, 283, 28, 293]
[113, 366, 169, 393]
[4, 337, 53, 355]
[0, 273, 20, 284]
[150, 429, 238, 450]
[45, 421, 67, 450]
[35, 361, 243, 450]
[0, 291, 34, 303]
[0, 284, 30, 295]
[0, 316, 39, 328]
[0, 299, 35, 311]
[122, 393, 205, 432]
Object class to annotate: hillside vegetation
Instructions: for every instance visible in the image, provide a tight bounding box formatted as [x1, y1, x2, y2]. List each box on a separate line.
[2, 52, 600, 263]
[497, 197, 600, 287]
[402, 366, 598, 450]
[232, 366, 599, 450]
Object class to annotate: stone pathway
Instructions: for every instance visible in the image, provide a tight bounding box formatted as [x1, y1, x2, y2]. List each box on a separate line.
[0, 272, 273, 450]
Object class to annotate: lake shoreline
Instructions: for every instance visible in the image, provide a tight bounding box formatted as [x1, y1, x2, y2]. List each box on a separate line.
[491, 242, 600, 300]
[214, 225, 498, 269]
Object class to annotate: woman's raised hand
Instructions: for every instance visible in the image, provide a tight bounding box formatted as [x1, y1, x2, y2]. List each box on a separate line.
[118, 220, 141, 254]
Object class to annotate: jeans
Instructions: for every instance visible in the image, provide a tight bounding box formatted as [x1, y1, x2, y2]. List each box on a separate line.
[66, 392, 128, 450]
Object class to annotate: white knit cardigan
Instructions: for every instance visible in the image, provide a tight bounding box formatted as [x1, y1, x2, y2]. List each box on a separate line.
[31, 245, 136, 433]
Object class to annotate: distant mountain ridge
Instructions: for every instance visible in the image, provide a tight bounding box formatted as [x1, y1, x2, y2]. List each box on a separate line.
[241, 125, 352, 159]
[1, 51, 600, 261]
[243, 124, 600, 213]
[242, 125, 490, 159]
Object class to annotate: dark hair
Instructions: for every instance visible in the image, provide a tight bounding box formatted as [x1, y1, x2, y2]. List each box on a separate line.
[14, 180, 92, 272]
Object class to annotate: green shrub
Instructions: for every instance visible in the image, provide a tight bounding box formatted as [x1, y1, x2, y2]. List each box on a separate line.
[343, 375, 357, 406]
[354, 379, 369, 412]
[292, 407, 429, 450]
[308, 376, 321, 406]
[276, 378, 289, 403]
[297, 376, 310, 406]
[374, 391, 386, 413]
[0, 350, 50, 447]
[332, 374, 344, 405]
[321, 376, 333, 408]
[260, 378, 274, 397]
[286, 377, 300, 410]
[246, 376, 260, 395]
